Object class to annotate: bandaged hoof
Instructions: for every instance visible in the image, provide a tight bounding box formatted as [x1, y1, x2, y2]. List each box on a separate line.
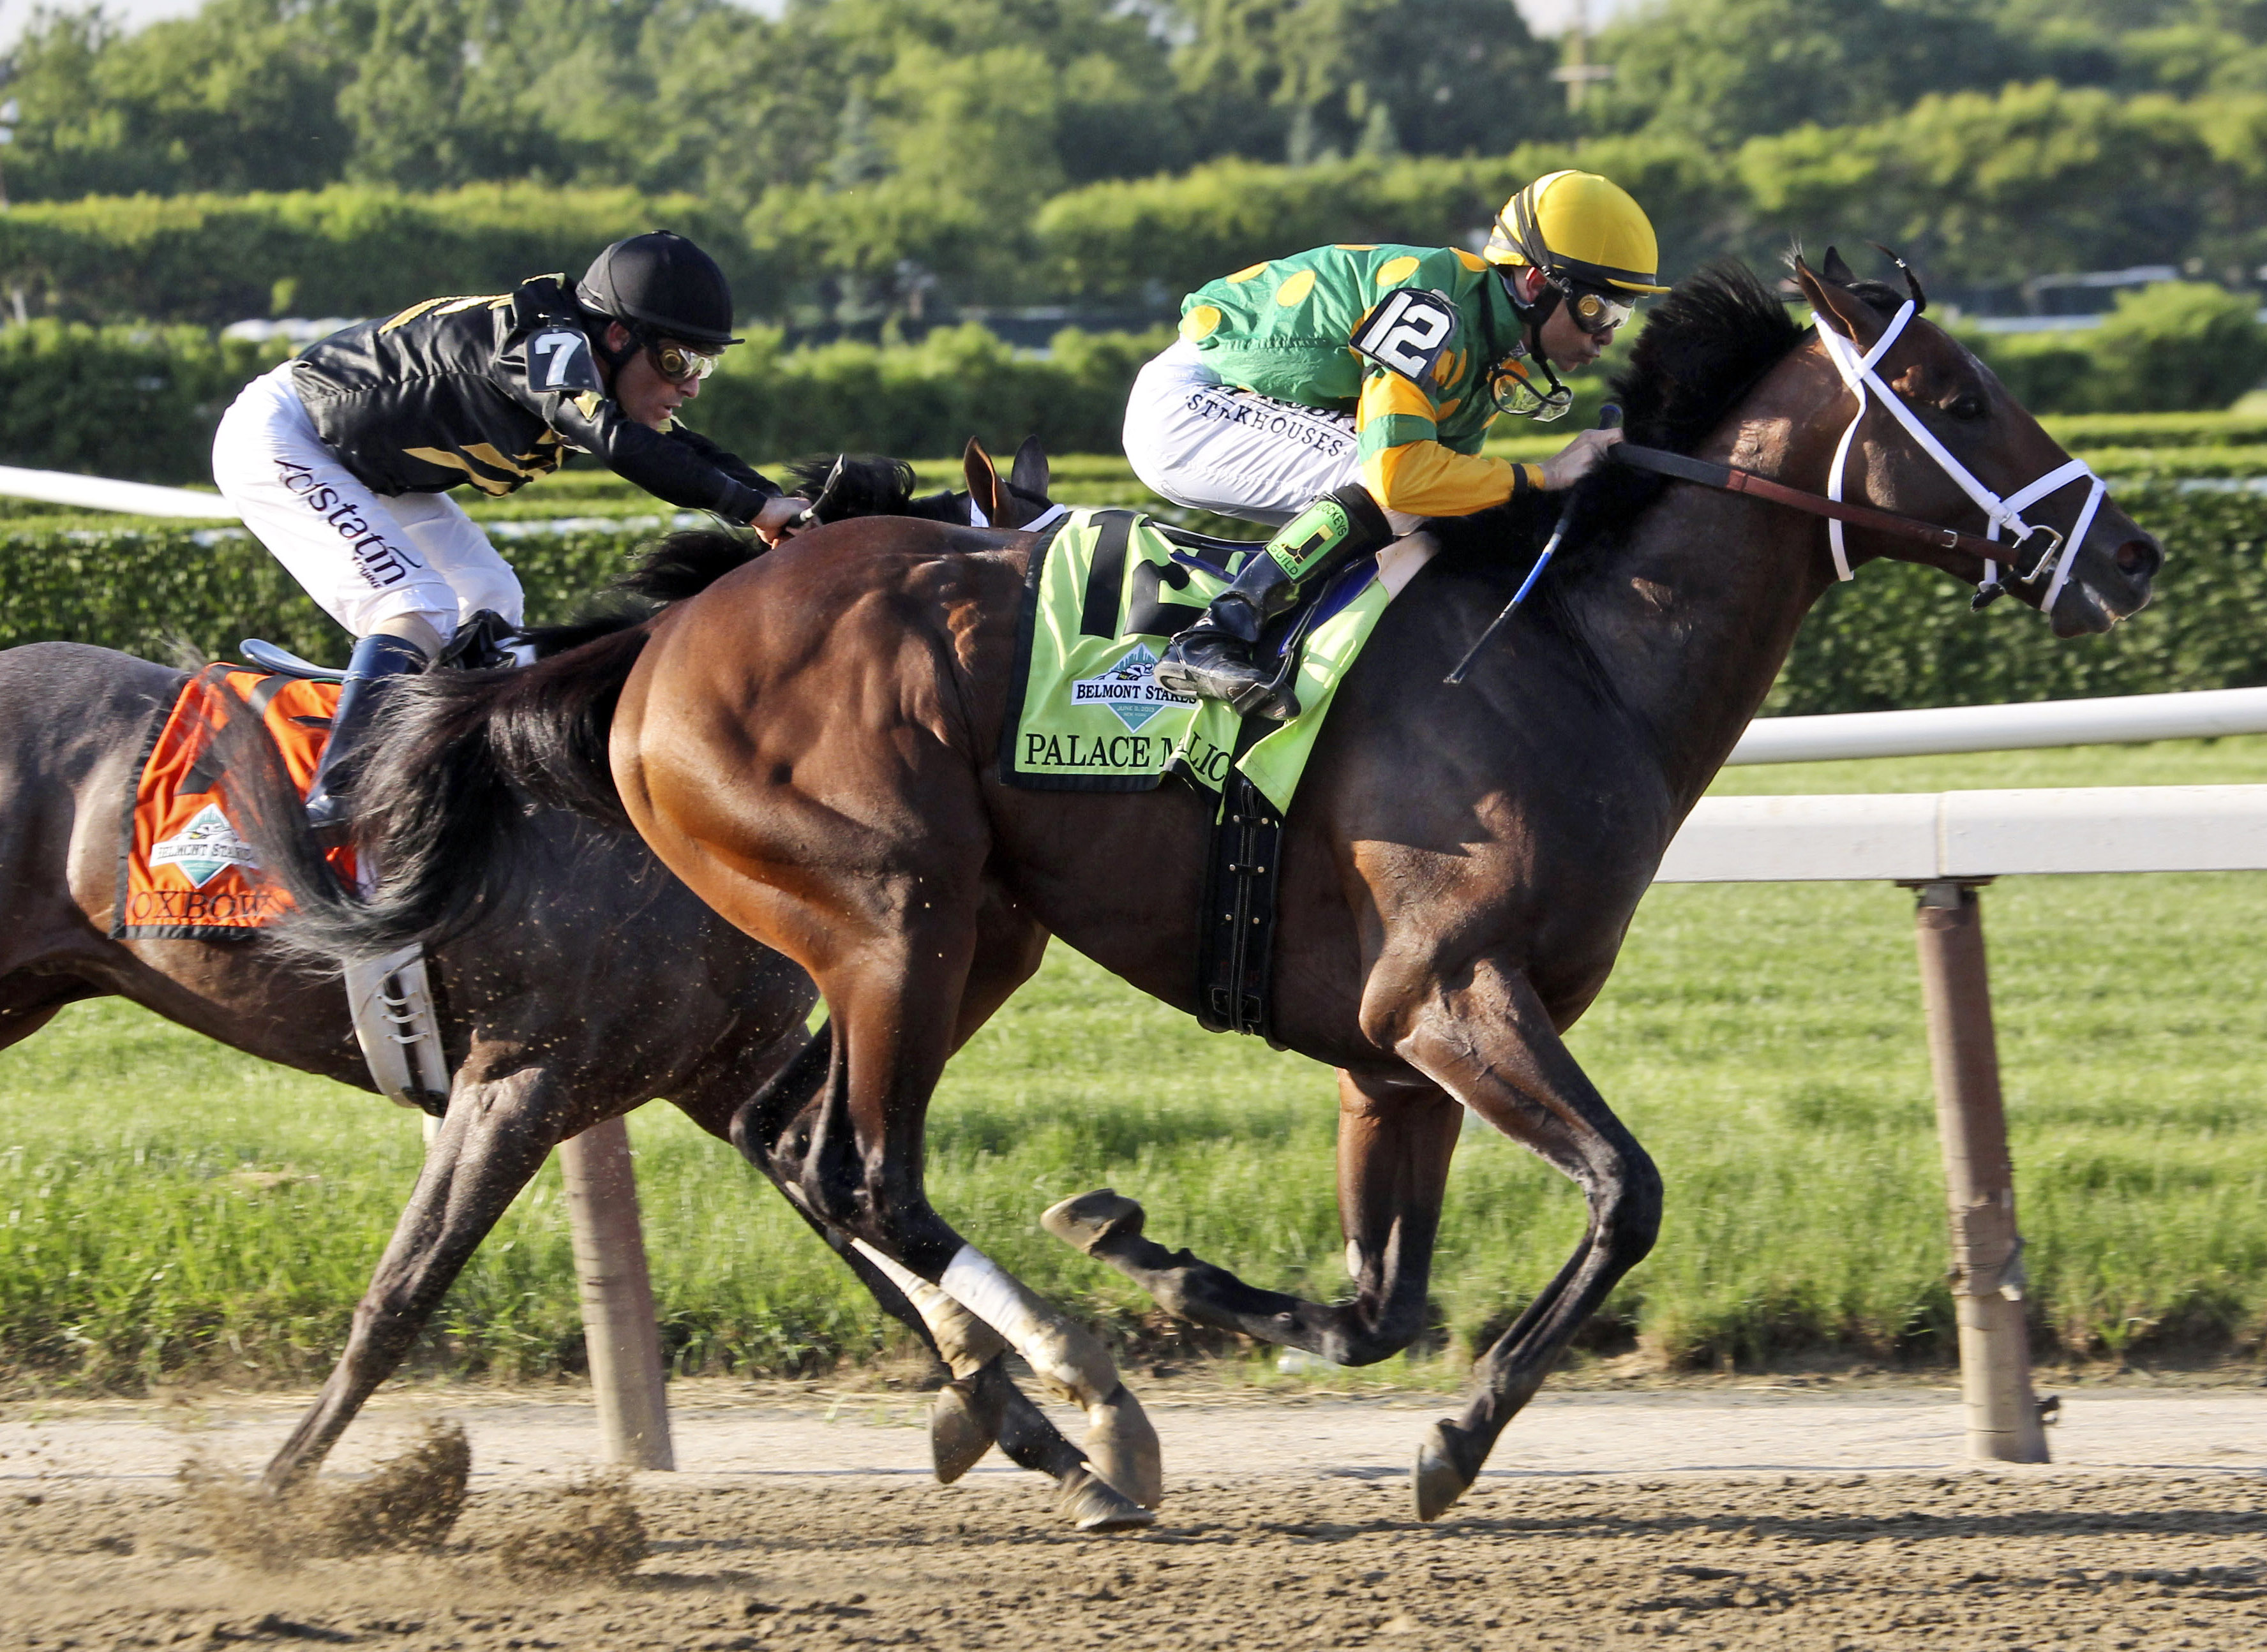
[1040, 1188, 1146, 1255]
[931, 1378, 1000, 1484]
[1058, 1465, 1154, 1533]
[1084, 1383, 1163, 1509]
[1412, 1418, 1475, 1522]
[930, 1298, 1011, 1378]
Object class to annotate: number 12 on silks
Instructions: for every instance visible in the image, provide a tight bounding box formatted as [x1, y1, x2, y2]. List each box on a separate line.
[1353, 288, 1460, 385]
[530, 329, 601, 391]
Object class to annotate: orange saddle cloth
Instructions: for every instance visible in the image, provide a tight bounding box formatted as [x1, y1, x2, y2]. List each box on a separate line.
[113, 665, 359, 940]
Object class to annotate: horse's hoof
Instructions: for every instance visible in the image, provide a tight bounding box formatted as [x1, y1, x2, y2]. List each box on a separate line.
[1084, 1383, 1163, 1508]
[1041, 1189, 1146, 1255]
[1412, 1419, 1474, 1522]
[930, 1380, 996, 1484]
[1059, 1465, 1155, 1533]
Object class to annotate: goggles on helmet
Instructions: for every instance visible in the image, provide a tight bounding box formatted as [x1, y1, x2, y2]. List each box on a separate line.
[1487, 354, 1573, 422]
[645, 334, 722, 383]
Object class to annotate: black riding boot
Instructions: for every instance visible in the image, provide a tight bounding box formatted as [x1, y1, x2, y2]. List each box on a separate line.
[1154, 484, 1394, 719]
[303, 632, 430, 835]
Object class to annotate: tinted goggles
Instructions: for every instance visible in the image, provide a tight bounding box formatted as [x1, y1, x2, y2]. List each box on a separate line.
[645, 336, 723, 383]
[1558, 281, 1634, 336]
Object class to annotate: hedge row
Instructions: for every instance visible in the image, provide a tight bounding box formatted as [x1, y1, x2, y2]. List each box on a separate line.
[3, 480, 2253, 715]
[0, 185, 763, 331]
[1771, 482, 2264, 714]
[0, 318, 1170, 486]
[0, 527, 641, 667]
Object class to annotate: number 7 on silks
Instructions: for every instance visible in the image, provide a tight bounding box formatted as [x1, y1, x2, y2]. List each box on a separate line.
[530, 329, 601, 391]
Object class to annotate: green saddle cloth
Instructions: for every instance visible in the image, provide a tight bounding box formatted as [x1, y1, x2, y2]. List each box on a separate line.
[999, 507, 1394, 813]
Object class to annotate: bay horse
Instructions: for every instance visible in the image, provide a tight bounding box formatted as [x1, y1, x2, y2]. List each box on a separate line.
[0, 439, 1137, 1518]
[292, 256, 2160, 1525]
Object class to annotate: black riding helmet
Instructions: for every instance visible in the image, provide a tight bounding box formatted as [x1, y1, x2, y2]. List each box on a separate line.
[575, 231, 742, 350]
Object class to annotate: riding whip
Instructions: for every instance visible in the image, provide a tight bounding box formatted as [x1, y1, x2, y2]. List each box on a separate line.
[1445, 403, 1621, 686]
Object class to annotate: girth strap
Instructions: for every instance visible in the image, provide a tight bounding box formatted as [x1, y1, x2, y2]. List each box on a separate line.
[1195, 737, 1284, 1044]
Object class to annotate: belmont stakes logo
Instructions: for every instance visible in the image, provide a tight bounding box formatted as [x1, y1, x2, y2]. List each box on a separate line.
[149, 802, 258, 888]
[1070, 643, 1195, 731]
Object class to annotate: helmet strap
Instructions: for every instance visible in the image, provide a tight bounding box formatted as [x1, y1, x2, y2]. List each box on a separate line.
[585, 312, 642, 375]
[1499, 265, 1567, 391]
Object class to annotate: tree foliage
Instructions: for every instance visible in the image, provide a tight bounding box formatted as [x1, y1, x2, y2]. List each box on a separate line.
[2, 0, 2266, 371]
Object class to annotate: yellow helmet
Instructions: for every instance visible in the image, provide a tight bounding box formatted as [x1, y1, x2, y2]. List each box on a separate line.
[1485, 170, 1670, 296]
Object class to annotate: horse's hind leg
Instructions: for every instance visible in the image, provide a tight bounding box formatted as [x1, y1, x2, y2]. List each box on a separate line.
[1392, 952, 1661, 1521]
[1044, 1066, 1462, 1365]
[775, 914, 1162, 1521]
[260, 1071, 564, 1493]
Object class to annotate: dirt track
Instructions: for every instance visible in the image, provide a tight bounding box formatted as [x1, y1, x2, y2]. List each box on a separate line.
[5, 1381, 2265, 1649]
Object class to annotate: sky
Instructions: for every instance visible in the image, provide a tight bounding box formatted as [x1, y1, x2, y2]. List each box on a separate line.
[3, 0, 1638, 52]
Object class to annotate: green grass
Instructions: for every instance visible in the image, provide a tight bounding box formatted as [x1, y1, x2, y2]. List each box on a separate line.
[4, 742, 2264, 1392]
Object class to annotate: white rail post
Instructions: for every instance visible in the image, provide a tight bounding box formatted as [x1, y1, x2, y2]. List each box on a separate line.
[1910, 879, 2049, 1464]
[557, 1115, 677, 1471]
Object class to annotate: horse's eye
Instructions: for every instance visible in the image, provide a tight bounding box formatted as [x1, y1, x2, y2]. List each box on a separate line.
[1948, 393, 1987, 422]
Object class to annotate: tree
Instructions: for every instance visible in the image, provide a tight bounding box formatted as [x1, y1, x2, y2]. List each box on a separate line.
[1, 1, 355, 200]
[1590, 0, 2028, 147]
[1169, 0, 1559, 163]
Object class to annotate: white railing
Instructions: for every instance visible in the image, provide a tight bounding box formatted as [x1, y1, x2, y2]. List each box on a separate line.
[1653, 711, 2266, 1464]
[1728, 685, 2267, 764]
[1662, 784, 2267, 881]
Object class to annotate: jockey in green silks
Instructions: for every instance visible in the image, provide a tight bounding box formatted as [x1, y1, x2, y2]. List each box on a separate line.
[1123, 170, 1670, 717]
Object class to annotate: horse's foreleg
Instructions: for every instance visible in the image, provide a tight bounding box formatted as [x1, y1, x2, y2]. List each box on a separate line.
[1392, 953, 1661, 1521]
[259, 1072, 564, 1494]
[1042, 1068, 1460, 1365]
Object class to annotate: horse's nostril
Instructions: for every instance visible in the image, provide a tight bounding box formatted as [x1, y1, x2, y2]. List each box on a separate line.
[2114, 537, 2162, 579]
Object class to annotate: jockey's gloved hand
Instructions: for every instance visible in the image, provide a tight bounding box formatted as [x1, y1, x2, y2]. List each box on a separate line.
[753, 495, 812, 546]
[1539, 426, 1624, 491]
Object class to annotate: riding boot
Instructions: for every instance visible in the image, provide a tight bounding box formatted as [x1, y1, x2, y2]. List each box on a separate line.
[303, 632, 430, 836]
[1155, 483, 1394, 719]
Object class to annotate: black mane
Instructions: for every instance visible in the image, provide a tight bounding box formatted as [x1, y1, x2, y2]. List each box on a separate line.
[1610, 260, 1807, 461]
[1423, 260, 1810, 581]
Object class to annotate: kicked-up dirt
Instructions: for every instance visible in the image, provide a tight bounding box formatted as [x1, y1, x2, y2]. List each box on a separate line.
[3, 1381, 2263, 1649]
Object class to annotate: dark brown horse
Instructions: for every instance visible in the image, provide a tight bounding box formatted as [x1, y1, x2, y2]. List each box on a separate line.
[0, 439, 1134, 1516]
[316, 257, 2160, 1526]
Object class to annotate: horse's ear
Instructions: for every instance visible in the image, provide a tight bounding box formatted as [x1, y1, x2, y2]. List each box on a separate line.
[1792, 255, 1888, 348]
[1820, 246, 1857, 286]
[962, 437, 1009, 526]
[1867, 241, 1927, 313]
[1009, 435, 1049, 501]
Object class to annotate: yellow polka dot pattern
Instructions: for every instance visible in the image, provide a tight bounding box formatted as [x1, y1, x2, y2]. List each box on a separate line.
[1336, 244, 1378, 251]
[1377, 255, 1421, 285]
[1275, 269, 1317, 306]
[1181, 305, 1222, 342]
[1227, 262, 1269, 283]
[1455, 249, 1489, 272]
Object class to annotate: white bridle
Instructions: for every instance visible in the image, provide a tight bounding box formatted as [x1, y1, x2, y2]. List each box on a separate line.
[967, 498, 1068, 534]
[1814, 300, 2107, 611]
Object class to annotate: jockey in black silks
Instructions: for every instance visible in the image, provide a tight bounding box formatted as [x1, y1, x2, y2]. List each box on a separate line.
[212, 230, 809, 831]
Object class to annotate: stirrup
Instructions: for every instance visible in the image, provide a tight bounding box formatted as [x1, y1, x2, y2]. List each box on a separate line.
[1227, 598, 1328, 723]
[1227, 670, 1299, 724]
[239, 639, 347, 680]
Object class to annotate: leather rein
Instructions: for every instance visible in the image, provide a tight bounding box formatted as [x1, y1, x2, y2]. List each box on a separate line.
[1608, 440, 2038, 567]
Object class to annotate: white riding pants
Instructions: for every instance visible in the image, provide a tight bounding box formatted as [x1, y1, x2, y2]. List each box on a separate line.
[1121, 339, 1365, 530]
[212, 362, 524, 644]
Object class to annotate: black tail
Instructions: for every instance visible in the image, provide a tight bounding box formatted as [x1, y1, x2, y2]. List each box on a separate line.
[214, 624, 653, 962]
